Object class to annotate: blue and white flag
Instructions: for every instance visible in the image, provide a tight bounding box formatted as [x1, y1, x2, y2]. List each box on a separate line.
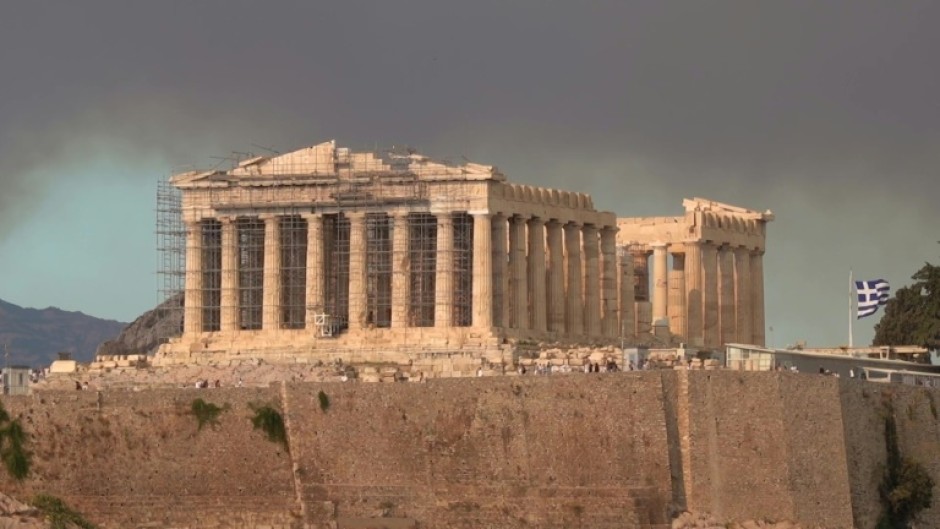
[855, 279, 889, 319]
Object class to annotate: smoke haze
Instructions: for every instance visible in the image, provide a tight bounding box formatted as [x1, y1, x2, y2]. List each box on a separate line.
[1, 1, 938, 347]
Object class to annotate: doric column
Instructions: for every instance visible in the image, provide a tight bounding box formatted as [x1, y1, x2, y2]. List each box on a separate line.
[718, 245, 735, 345]
[471, 211, 493, 328]
[668, 250, 687, 340]
[619, 247, 636, 343]
[346, 212, 367, 331]
[734, 247, 752, 344]
[546, 220, 566, 333]
[303, 213, 324, 330]
[220, 217, 238, 332]
[564, 222, 583, 335]
[583, 224, 601, 336]
[391, 212, 412, 328]
[183, 220, 204, 335]
[750, 251, 766, 346]
[528, 217, 547, 331]
[702, 243, 719, 347]
[435, 212, 455, 328]
[684, 242, 703, 346]
[491, 214, 508, 328]
[652, 243, 669, 325]
[600, 227, 618, 337]
[262, 215, 281, 331]
[509, 215, 529, 329]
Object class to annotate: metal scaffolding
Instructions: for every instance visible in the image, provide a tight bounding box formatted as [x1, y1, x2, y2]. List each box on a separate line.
[279, 215, 307, 329]
[409, 213, 437, 327]
[155, 180, 185, 340]
[366, 213, 393, 328]
[160, 145, 485, 339]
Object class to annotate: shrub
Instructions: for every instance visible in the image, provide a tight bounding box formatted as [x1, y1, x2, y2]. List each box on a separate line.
[190, 398, 229, 431]
[32, 494, 97, 529]
[318, 390, 330, 412]
[250, 404, 289, 451]
[0, 400, 30, 481]
[877, 409, 934, 529]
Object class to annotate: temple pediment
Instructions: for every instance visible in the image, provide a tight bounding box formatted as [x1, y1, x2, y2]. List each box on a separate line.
[172, 140, 504, 185]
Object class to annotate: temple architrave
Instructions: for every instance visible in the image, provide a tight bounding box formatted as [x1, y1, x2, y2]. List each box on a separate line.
[155, 141, 772, 374]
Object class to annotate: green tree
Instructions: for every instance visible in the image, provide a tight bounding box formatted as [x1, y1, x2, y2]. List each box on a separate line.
[873, 263, 940, 349]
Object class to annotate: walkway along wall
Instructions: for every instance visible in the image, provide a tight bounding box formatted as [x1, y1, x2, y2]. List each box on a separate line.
[1, 372, 939, 528]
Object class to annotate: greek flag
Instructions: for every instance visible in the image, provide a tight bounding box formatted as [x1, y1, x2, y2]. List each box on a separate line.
[855, 279, 889, 319]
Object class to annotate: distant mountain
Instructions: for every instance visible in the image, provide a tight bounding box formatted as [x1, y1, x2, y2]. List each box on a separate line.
[0, 298, 127, 367]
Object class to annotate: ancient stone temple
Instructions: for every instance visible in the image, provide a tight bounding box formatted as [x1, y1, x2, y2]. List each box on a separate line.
[155, 140, 772, 373]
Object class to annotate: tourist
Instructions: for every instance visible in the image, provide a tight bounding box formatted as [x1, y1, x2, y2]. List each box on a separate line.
[476, 367, 483, 377]
[75, 380, 82, 391]
[82, 381, 89, 391]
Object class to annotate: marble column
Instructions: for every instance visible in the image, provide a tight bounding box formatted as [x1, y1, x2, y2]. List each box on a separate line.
[750, 251, 766, 346]
[600, 227, 618, 337]
[346, 212, 367, 331]
[303, 213, 324, 330]
[564, 222, 583, 335]
[435, 213, 454, 328]
[491, 214, 508, 328]
[583, 224, 601, 336]
[734, 247, 752, 344]
[718, 245, 735, 345]
[619, 248, 636, 343]
[702, 243, 719, 347]
[509, 215, 529, 329]
[391, 212, 411, 328]
[262, 215, 281, 331]
[684, 242, 703, 346]
[471, 211, 493, 328]
[652, 243, 669, 324]
[183, 220, 203, 335]
[528, 217, 547, 331]
[220, 217, 238, 332]
[546, 220, 566, 333]
[668, 251, 687, 339]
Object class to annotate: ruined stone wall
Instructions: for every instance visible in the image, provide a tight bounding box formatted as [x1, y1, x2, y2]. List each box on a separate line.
[1, 373, 939, 529]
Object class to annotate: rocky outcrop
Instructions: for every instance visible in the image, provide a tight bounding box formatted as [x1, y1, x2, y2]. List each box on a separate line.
[94, 294, 183, 357]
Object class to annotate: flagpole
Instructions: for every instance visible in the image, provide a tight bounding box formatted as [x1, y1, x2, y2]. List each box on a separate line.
[849, 269, 854, 348]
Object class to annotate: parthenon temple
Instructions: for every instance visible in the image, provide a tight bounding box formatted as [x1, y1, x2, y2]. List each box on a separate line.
[156, 140, 773, 373]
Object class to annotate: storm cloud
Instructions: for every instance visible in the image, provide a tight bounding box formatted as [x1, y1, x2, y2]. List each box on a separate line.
[1, 1, 937, 347]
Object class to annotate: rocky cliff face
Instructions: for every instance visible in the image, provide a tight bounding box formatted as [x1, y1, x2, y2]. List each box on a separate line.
[0, 299, 126, 366]
[94, 294, 183, 357]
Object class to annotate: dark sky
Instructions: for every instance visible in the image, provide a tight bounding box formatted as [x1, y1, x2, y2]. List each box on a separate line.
[0, 1, 937, 348]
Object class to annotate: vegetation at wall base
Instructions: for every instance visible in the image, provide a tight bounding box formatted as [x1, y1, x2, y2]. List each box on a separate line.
[33, 494, 98, 529]
[873, 262, 940, 349]
[250, 403, 289, 451]
[0, 400, 31, 481]
[876, 406, 934, 529]
[190, 398, 229, 431]
[318, 390, 330, 412]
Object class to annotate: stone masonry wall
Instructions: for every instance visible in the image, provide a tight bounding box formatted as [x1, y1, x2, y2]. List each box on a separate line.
[0, 372, 938, 528]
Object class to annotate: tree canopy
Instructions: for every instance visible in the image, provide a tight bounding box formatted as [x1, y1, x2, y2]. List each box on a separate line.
[873, 263, 940, 349]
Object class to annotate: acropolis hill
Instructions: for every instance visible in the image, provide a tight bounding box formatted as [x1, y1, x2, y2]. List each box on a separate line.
[155, 140, 773, 375]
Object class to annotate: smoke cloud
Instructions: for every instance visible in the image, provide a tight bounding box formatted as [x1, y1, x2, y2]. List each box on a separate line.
[1, 1, 938, 346]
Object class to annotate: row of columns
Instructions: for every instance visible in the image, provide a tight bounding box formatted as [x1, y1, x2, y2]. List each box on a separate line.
[640, 242, 765, 347]
[493, 214, 619, 338]
[183, 210, 623, 341]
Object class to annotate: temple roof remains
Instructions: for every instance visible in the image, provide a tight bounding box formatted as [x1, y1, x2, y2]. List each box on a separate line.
[172, 140, 504, 186]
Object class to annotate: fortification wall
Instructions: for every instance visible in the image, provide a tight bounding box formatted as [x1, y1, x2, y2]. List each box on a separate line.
[0, 372, 938, 529]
